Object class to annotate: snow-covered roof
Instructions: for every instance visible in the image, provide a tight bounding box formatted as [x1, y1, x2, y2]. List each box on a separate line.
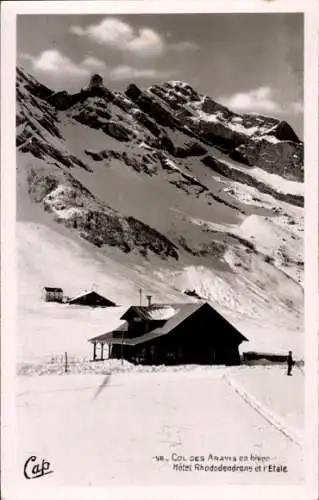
[120, 304, 178, 321]
[145, 306, 178, 320]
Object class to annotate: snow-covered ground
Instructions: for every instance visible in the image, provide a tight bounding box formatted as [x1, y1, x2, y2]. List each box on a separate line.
[16, 364, 304, 487]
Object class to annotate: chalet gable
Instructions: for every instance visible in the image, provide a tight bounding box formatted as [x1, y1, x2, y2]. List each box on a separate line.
[69, 290, 116, 307]
[116, 302, 248, 346]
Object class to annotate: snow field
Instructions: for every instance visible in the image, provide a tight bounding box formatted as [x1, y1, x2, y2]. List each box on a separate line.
[16, 366, 304, 487]
[219, 156, 303, 197]
[226, 365, 304, 437]
[225, 375, 303, 447]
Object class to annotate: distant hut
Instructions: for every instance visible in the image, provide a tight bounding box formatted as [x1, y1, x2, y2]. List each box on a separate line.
[43, 287, 63, 303]
[89, 302, 248, 365]
[68, 290, 116, 308]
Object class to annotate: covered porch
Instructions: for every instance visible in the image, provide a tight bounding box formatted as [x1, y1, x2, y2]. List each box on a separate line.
[89, 324, 128, 362]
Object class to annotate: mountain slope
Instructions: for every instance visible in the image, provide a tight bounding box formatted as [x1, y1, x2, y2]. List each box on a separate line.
[16, 66, 304, 358]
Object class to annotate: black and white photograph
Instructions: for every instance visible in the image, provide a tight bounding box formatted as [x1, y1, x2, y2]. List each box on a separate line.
[1, 2, 319, 499]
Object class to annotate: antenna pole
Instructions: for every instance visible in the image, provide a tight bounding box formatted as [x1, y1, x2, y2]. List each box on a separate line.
[139, 288, 142, 306]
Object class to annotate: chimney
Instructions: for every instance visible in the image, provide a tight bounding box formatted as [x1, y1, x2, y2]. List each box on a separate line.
[146, 295, 152, 307]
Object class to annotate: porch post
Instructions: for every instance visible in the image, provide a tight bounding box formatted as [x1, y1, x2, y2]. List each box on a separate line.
[121, 331, 124, 364]
[100, 342, 104, 361]
[93, 342, 97, 361]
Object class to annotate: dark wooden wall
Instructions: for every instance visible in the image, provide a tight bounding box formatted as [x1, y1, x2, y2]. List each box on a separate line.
[124, 319, 165, 339]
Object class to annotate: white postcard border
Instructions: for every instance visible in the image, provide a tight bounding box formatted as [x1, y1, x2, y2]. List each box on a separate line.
[1, 2, 318, 500]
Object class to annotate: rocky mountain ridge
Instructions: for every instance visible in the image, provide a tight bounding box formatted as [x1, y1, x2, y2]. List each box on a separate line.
[16, 67, 304, 295]
[18, 68, 303, 177]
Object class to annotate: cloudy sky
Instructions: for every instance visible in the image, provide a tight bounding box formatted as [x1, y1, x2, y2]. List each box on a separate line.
[17, 13, 303, 137]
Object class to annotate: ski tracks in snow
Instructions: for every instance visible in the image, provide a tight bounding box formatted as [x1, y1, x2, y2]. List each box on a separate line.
[224, 372, 303, 449]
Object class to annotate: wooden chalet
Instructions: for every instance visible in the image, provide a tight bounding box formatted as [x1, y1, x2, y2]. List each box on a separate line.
[89, 302, 248, 366]
[43, 287, 63, 303]
[68, 290, 116, 308]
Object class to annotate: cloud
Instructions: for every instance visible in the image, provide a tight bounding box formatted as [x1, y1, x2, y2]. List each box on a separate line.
[20, 51, 106, 79]
[20, 50, 172, 84]
[70, 18, 164, 57]
[219, 87, 303, 116]
[81, 56, 107, 72]
[219, 87, 281, 113]
[20, 50, 90, 78]
[109, 65, 172, 81]
[70, 18, 199, 58]
[169, 41, 199, 52]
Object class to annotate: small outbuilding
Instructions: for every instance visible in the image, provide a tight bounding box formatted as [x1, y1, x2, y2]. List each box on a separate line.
[89, 302, 248, 366]
[68, 290, 116, 308]
[43, 287, 63, 303]
[242, 352, 290, 364]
